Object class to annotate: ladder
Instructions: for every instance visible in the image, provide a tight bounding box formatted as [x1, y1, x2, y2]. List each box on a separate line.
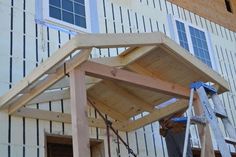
[183, 81, 236, 157]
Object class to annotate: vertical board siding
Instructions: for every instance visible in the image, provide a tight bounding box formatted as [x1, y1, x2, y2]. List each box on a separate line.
[0, 0, 235, 156]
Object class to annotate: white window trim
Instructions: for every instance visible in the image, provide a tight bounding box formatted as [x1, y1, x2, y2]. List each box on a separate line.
[168, 15, 218, 71]
[42, 0, 91, 33]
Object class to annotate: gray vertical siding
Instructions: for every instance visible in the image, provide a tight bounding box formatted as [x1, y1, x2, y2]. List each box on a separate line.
[0, 0, 235, 156]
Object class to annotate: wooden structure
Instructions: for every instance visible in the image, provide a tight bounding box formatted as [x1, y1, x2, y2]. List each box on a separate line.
[0, 32, 229, 157]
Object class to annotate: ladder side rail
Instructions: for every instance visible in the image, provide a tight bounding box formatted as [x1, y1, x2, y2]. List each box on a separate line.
[183, 88, 195, 157]
[211, 94, 236, 141]
[196, 86, 232, 157]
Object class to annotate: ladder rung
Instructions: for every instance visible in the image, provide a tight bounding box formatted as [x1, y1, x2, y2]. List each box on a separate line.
[225, 137, 236, 145]
[214, 109, 228, 118]
[191, 116, 207, 125]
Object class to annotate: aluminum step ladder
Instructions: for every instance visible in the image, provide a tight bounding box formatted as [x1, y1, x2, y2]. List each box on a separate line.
[183, 81, 236, 157]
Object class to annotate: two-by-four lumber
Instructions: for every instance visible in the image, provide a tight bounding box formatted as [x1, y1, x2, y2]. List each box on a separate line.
[81, 61, 191, 99]
[0, 32, 163, 109]
[70, 68, 90, 157]
[117, 99, 188, 131]
[13, 107, 107, 129]
[7, 49, 92, 114]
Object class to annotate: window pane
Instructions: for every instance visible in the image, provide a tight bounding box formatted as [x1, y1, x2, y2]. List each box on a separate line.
[49, 0, 61, 7]
[62, 0, 73, 12]
[75, 0, 85, 4]
[189, 26, 212, 67]
[48, 0, 87, 29]
[74, 3, 85, 16]
[75, 15, 86, 28]
[49, 6, 61, 20]
[176, 21, 189, 51]
[62, 10, 74, 24]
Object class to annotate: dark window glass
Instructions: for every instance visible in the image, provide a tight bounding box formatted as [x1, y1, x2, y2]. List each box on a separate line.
[49, 6, 61, 20]
[189, 26, 212, 67]
[62, 0, 73, 12]
[75, 0, 85, 4]
[49, 0, 87, 29]
[75, 3, 85, 16]
[62, 10, 74, 24]
[49, 0, 61, 7]
[176, 21, 189, 51]
[75, 15, 86, 28]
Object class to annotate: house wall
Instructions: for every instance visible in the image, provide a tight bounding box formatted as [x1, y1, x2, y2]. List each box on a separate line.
[0, 0, 235, 157]
[168, 0, 236, 32]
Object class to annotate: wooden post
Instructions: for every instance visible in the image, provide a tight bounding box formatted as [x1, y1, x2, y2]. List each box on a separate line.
[193, 98, 215, 157]
[70, 68, 90, 157]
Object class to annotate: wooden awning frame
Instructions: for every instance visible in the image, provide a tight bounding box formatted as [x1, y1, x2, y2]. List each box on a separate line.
[0, 32, 228, 157]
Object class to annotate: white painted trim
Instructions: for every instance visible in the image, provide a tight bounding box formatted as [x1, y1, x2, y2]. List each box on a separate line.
[42, 0, 91, 33]
[171, 16, 218, 71]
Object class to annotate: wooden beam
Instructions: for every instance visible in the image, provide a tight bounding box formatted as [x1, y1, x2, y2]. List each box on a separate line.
[101, 80, 154, 112]
[13, 107, 108, 129]
[27, 76, 101, 105]
[117, 99, 188, 131]
[7, 49, 91, 114]
[67, 32, 163, 49]
[0, 32, 164, 108]
[70, 68, 90, 157]
[120, 46, 157, 66]
[161, 38, 229, 93]
[87, 94, 129, 121]
[81, 61, 191, 99]
[193, 98, 215, 157]
[28, 89, 70, 105]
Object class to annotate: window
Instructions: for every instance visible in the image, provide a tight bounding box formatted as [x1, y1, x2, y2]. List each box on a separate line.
[42, 0, 91, 32]
[176, 21, 190, 51]
[224, 0, 233, 13]
[189, 26, 212, 67]
[174, 20, 213, 68]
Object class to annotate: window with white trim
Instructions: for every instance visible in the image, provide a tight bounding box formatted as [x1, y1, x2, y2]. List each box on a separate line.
[174, 20, 213, 68]
[40, 0, 91, 32]
[176, 21, 190, 51]
[189, 26, 212, 67]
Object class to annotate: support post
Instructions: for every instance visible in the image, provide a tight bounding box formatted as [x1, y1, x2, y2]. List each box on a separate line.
[193, 98, 215, 157]
[70, 68, 90, 157]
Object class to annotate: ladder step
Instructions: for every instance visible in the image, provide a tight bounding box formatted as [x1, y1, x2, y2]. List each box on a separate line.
[191, 116, 207, 125]
[214, 109, 228, 118]
[225, 137, 236, 145]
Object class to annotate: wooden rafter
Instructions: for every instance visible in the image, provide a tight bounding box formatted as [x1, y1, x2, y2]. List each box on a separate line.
[117, 99, 188, 131]
[7, 48, 92, 114]
[81, 61, 191, 99]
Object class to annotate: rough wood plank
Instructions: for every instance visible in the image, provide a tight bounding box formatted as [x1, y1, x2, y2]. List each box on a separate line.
[117, 99, 188, 131]
[101, 80, 154, 112]
[87, 94, 130, 121]
[7, 49, 91, 114]
[0, 32, 163, 108]
[70, 68, 90, 157]
[13, 107, 108, 129]
[161, 37, 229, 93]
[81, 61, 191, 99]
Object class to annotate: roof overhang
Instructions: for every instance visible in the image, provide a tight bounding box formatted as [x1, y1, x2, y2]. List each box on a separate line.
[0, 32, 229, 131]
